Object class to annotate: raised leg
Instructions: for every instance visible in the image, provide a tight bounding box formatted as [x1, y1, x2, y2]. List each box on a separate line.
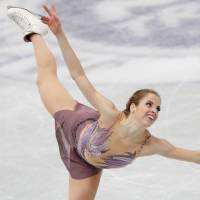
[31, 34, 76, 116]
[69, 171, 102, 200]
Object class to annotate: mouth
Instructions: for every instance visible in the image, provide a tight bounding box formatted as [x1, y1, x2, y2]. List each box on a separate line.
[146, 114, 156, 121]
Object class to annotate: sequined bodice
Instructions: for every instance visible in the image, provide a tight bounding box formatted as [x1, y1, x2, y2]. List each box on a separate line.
[77, 120, 151, 169]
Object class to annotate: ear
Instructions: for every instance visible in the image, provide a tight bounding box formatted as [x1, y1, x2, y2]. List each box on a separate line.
[130, 103, 136, 113]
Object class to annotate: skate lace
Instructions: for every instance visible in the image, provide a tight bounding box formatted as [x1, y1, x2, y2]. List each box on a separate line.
[10, 12, 31, 30]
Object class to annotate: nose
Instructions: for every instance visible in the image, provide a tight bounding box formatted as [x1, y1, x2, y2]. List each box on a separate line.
[150, 108, 158, 116]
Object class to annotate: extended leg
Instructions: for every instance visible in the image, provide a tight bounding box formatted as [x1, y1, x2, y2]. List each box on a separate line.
[31, 34, 76, 116]
[69, 171, 102, 200]
[7, 6, 77, 116]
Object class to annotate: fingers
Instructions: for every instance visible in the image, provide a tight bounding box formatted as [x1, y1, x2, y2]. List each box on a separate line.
[41, 16, 49, 21]
[43, 4, 52, 16]
[43, 4, 57, 16]
[40, 15, 50, 25]
[41, 4, 59, 27]
[52, 4, 57, 14]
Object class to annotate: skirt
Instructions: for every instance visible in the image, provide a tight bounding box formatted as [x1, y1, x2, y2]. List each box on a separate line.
[53, 102, 102, 179]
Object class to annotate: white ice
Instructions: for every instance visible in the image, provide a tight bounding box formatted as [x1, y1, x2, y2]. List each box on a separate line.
[0, 0, 200, 200]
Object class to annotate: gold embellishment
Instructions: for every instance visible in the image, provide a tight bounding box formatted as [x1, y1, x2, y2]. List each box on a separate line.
[136, 132, 151, 155]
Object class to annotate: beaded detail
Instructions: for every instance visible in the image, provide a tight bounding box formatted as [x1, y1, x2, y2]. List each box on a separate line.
[136, 132, 151, 155]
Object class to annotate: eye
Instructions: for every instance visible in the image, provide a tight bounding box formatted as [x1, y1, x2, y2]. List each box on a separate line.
[157, 107, 161, 112]
[146, 102, 152, 107]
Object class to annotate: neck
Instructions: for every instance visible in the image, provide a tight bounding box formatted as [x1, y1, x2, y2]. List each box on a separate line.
[118, 112, 147, 144]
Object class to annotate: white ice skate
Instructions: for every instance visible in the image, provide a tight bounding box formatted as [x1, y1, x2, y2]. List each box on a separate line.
[7, 6, 48, 42]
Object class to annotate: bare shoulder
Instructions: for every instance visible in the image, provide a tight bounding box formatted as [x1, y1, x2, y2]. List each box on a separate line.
[136, 131, 169, 157]
[98, 107, 121, 129]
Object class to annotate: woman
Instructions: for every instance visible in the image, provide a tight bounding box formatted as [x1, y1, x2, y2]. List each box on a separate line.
[7, 4, 200, 200]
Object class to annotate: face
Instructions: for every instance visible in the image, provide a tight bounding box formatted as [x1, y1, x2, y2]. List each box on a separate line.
[131, 93, 161, 127]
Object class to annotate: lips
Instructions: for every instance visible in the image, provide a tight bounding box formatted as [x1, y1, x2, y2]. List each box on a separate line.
[146, 114, 156, 121]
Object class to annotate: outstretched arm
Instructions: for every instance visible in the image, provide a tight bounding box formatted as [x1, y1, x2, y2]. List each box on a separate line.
[138, 133, 200, 164]
[41, 5, 84, 78]
[41, 5, 116, 113]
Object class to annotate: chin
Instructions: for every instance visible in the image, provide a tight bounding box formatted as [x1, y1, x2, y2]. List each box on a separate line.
[146, 123, 152, 128]
[144, 120, 154, 127]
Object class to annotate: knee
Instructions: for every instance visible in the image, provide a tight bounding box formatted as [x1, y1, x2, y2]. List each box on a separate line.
[36, 79, 45, 88]
[36, 78, 49, 87]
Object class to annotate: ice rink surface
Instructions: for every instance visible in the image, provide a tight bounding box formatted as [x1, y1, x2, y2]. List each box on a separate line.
[0, 0, 200, 199]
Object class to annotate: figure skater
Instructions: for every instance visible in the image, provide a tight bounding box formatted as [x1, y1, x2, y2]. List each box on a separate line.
[7, 4, 200, 200]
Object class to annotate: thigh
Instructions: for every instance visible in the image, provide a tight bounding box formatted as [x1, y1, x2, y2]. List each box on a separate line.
[69, 171, 102, 200]
[37, 76, 76, 116]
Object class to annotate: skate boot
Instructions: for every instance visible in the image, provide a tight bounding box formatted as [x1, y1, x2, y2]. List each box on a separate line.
[7, 6, 48, 42]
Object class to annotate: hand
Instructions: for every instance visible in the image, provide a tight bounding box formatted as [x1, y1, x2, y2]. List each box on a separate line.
[41, 4, 62, 36]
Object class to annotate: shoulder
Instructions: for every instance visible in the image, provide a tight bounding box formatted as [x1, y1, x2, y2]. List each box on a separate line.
[144, 130, 168, 146]
[147, 134, 164, 145]
[136, 131, 170, 157]
[98, 108, 121, 129]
